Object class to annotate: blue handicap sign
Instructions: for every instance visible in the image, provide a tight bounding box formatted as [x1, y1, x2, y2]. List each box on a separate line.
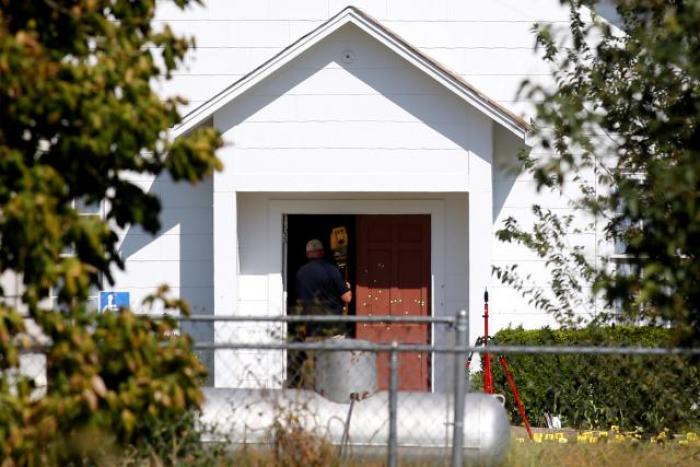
[99, 291, 130, 312]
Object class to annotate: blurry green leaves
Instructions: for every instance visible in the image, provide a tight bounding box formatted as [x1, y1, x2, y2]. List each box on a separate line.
[0, 305, 26, 371]
[167, 126, 224, 182]
[0, 0, 223, 310]
[1, 302, 207, 464]
[0, 0, 220, 463]
[497, 0, 700, 343]
[494, 206, 595, 325]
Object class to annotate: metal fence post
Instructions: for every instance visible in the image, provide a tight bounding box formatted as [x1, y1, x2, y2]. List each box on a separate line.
[452, 309, 469, 467]
[388, 341, 399, 467]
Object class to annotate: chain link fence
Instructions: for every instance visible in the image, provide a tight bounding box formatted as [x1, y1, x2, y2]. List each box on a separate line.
[181, 312, 479, 466]
[15, 310, 700, 466]
[173, 312, 700, 466]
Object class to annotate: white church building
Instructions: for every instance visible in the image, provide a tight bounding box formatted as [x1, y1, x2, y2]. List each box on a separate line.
[108, 1, 614, 390]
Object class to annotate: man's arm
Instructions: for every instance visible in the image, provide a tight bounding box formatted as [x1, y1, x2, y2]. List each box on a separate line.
[341, 283, 352, 304]
[329, 265, 352, 304]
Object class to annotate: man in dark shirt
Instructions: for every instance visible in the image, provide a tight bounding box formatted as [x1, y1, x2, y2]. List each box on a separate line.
[288, 239, 352, 388]
[295, 238, 352, 337]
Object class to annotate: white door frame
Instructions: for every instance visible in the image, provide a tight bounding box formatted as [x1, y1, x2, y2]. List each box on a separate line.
[267, 198, 446, 388]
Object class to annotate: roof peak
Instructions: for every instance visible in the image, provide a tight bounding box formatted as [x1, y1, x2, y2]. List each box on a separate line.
[173, 5, 530, 139]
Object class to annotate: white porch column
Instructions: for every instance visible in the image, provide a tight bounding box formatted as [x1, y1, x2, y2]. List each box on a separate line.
[467, 124, 494, 349]
[213, 186, 238, 387]
[468, 189, 492, 347]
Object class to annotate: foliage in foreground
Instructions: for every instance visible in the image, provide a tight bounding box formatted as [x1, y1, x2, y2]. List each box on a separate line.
[0, 300, 207, 465]
[475, 326, 700, 433]
[0, 0, 222, 464]
[0, 0, 222, 309]
[494, 0, 700, 343]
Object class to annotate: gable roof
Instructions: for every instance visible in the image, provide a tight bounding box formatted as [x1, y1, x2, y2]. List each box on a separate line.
[172, 6, 531, 139]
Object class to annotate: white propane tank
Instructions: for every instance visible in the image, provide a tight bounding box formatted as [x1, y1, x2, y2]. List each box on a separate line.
[314, 338, 377, 403]
[202, 388, 511, 465]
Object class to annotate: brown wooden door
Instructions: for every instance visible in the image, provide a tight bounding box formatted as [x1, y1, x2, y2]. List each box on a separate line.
[356, 215, 431, 391]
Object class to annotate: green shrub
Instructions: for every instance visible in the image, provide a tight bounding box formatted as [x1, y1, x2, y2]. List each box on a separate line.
[472, 326, 700, 433]
[0, 301, 207, 465]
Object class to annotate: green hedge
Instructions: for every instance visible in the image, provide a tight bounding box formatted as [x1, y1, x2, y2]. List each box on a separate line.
[472, 326, 700, 433]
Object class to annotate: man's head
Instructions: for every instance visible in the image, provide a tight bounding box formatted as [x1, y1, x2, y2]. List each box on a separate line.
[305, 239, 324, 259]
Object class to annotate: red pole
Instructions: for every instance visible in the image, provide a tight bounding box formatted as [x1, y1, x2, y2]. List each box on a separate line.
[499, 355, 533, 440]
[483, 289, 494, 394]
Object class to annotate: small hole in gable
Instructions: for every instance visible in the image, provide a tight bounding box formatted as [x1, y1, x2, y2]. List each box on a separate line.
[341, 49, 356, 64]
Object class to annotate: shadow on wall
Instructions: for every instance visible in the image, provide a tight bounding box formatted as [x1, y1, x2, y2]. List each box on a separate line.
[118, 174, 215, 386]
[492, 123, 528, 223]
[216, 23, 526, 225]
[595, 1, 623, 27]
[216, 23, 500, 166]
[112, 21, 530, 388]
[220, 23, 528, 391]
[224, 21, 528, 282]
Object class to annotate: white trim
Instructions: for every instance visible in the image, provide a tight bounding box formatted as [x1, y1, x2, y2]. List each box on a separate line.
[350, 15, 525, 138]
[266, 198, 446, 392]
[232, 172, 471, 193]
[171, 7, 528, 140]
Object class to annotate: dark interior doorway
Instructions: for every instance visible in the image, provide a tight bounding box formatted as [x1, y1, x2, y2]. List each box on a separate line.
[285, 214, 431, 391]
[286, 214, 357, 323]
[285, 214, 356, 387]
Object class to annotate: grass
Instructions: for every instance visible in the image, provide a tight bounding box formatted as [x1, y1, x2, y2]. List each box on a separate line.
[113, 425, 700, 466]
[197, 441, 700, 467]
[505, 441, 700, 467]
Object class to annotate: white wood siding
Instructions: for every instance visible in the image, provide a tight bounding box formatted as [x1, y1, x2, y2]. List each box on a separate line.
[108, 0, 606, 368]
[114, 174, 214, 316]
[213, 24, 487, 193]
[490, 124, 599, 327]
[154, 0, 569, 115]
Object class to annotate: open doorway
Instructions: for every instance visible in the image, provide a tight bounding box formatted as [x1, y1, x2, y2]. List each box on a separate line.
[285, 215, 356, 388]
[285, 214, 431, 391]
[286, 214, 357, 325]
